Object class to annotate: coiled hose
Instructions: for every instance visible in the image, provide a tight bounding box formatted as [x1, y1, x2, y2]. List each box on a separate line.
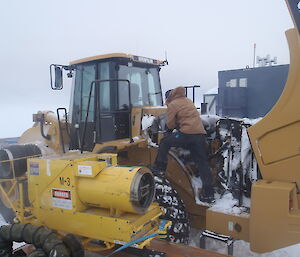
[0, 223, 70, 257]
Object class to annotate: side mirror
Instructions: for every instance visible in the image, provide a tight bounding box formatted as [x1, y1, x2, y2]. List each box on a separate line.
[50, 64, 74, 90]
[50, 64, 63, 90]
[54, 66, 63, 89]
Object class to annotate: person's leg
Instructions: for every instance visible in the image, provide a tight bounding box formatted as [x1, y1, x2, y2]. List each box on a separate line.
[154, 132, 187, 171]
[188, 134, 214, 199]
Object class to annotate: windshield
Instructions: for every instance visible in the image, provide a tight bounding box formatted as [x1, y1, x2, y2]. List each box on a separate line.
[70, 60, 163, 124]
[118, 65, 162, 108]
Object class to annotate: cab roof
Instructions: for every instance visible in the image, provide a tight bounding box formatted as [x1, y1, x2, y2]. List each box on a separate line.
[70, 53, 165, 66]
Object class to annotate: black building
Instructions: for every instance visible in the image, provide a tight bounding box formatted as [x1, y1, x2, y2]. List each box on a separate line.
[217, 64, 289, 118]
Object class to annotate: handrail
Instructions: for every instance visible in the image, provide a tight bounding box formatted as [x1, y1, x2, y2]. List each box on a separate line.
[57, 108, 70, 153]
[184, 85, 201, 108]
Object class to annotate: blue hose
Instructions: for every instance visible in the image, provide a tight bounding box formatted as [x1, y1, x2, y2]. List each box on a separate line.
[104, 220, 168, 257]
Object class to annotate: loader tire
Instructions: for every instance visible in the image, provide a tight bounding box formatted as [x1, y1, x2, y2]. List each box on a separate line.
[154, 175, 190, 244]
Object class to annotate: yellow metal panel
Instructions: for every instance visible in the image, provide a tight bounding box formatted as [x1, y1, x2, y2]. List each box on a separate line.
[70, 53, 130, 65]
[248, 29, 300, 184]
[131, 107, 142, 138]
[76, 161, 106, 178]
[206, 210, 250, 241]
[32, 204, 163, 247]
[143, 106, 167, 117]
[69, 53, 164, 66]
[257, 121, 300, 164]
[250, 180, 300, 253]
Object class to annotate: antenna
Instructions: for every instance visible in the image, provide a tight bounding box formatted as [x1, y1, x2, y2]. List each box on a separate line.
[164, 51, 169, 65]
[253, 43, 256, 68]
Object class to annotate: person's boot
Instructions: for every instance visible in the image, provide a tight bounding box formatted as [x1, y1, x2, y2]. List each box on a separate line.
[199, 186, 215, 204]
[150, 166, 165, 177]
[150, 162, 167, 177]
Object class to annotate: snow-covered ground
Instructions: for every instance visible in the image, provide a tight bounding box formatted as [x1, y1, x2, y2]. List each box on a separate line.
[188, 193, 300, 257]
[189, 229, 300, 257]
[189, 192, 300, 257]
[209, 192, 250, 217]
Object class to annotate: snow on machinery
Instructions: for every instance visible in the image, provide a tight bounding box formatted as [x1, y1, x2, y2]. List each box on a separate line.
[0, 0, 299, 255]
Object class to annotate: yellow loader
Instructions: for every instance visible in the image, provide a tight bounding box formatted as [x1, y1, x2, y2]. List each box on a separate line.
[0, 0, 299, 256]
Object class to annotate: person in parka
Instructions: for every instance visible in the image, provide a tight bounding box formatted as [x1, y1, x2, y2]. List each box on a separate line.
[152, 86, 214, 202]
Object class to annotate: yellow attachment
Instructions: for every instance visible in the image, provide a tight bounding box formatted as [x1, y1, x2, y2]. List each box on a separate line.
[19, 110, 69, 154]
[24, 152, 166, 248]
[77, 166, 155, 214]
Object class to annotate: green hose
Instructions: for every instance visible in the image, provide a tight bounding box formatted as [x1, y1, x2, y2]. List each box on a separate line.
[27, 249, 47, 257]
[0, 223, 70, 257]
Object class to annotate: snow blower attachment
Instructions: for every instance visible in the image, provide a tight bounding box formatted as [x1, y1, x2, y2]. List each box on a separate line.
[0, 153, 171, 255]
[0, 144, 42, 178]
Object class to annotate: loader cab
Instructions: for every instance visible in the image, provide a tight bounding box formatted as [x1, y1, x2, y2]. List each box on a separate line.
[67, 54, 164, 151]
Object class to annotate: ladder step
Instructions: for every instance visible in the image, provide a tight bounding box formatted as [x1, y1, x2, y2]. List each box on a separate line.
[200, 230, 235, 256]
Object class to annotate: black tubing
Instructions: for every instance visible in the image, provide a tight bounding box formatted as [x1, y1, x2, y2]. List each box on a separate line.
[0, 144, 42, 178]
[0, 223, 70, 257]
[62, 234, 85, 257]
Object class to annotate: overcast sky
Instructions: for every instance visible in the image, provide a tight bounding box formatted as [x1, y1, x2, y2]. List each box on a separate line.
[0, 0, 294, 138]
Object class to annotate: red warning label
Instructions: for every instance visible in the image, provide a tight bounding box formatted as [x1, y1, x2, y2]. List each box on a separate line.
[52, 189, 72, 210]
[52, 189, 71, 200]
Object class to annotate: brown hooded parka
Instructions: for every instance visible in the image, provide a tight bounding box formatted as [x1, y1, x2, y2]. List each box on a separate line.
[165, 87, 206, 134]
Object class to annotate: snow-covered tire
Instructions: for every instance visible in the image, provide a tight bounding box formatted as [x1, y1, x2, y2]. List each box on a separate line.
[154, 175, 190, 244]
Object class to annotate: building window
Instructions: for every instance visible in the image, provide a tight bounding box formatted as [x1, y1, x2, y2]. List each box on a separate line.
[226, 79, 237, 87]
[240, 78, 247, 87]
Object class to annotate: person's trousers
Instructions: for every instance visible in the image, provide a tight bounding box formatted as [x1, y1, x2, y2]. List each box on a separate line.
[154, 131, 212, 189]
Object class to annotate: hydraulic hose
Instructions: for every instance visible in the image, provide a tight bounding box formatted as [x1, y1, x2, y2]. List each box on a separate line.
[0, 223, 70, 257]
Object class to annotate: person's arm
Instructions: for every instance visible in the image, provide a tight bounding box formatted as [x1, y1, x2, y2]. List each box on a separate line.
[166, 103, 177, 130]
